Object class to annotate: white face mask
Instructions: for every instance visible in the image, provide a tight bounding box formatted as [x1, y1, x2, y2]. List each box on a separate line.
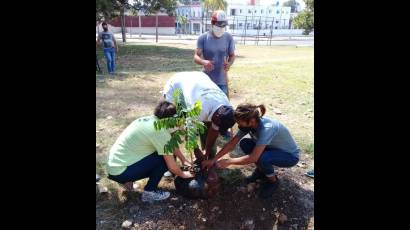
[212, 25, 225, 38]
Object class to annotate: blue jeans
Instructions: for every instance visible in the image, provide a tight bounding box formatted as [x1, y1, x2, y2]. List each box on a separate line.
[108, 152, 168, 191]
[103, 48, 116, 73]
[240, 138, 299, 177]
[217, 84, 229, 96]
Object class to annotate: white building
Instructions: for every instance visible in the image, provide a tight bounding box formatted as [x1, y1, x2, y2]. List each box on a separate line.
[226, 4, 292, 36]
[175, 3, 203, 34]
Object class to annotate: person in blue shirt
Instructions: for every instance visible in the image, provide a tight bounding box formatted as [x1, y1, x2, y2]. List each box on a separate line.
[202, 103, 300, 199]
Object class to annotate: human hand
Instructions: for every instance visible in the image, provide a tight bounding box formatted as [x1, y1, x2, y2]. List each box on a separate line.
[201, 159, 215, 170]
[216, 159, 230, 169]
[181, 171, 195, 178]
[202, 59, 214, 72]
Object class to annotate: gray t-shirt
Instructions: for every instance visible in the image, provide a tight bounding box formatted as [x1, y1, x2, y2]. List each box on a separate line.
[98, 31, 115, 49]
[236, 117, 300, 157]
[197, 32, 235, 85]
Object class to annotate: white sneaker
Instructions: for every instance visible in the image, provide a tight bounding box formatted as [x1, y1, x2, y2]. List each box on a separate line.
[163, 171, 173, 177]
[141, 190, 170, 202]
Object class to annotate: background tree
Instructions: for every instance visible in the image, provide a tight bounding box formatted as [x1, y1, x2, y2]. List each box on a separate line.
[293, 0, 314, 35]
[283, 0, 300, 13]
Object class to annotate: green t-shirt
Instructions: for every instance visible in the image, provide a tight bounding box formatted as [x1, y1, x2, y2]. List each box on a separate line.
[106, 115, 172, 176]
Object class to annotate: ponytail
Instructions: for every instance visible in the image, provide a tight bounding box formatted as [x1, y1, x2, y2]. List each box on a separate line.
[234, 103, 266, 123]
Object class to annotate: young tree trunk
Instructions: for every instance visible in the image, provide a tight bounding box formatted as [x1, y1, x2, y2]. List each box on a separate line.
[120, 6, 126, 42]
[156, 12, 158, 43]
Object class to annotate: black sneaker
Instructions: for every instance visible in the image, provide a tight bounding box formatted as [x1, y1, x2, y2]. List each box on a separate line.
[259, 176, 279, 199]
[244, 169, 266, 184]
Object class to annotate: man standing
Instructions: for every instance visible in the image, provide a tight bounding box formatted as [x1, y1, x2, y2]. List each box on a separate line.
[97, 22, 118, 75]
[194, 10, 236, 97]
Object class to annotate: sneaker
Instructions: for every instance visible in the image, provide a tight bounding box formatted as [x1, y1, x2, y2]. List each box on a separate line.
[244, 169, 266, 184]
[305, 169, 314, 178]
[259, 176, 280, 199]
[141, 190, 170, 202]
[163, 171, 173, 177]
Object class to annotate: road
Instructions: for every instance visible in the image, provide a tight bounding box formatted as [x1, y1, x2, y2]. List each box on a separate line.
[99, 33, 314, 46]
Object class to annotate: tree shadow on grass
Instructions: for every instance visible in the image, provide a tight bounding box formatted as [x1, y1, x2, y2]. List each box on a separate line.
[97, 44, 201, 75]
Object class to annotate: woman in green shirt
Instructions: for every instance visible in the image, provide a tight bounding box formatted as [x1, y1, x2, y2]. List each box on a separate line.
[107, 101, 194, 203]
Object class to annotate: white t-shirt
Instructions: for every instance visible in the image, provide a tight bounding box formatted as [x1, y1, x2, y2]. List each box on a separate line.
[163, 71, 232, 123]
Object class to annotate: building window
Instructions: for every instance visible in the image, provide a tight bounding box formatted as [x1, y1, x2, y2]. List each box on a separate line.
[240, 9, 242, 13]
[248, 9, 251, 14]
[261, 10, 264, 14]
[254, 10, 257, 13]
[269, 10, 272, 14]
[193, 23, 200, 32]
[231, 9, 236, 16]
[239, 23, 243, 28]
[229, 24, 235, 29]
[275, 26, 278, 29]
[276, 20, 279, 24]
[277, 10, 280, 14]
[276, 1, 279, 6]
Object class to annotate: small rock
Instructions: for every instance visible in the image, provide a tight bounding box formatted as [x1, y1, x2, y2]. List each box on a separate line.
[218, 210, 223, 215]
[201, 218, 207, 222]
[211, 206, 219, 212]
[121, 220, 133, 229]
[168, 205, 174, 209]
[179, 226, 185, 230]
[296, 163, 306, 168]
[301, 102, 306, 105]
[241, 219, 255, 230]
[171, 197, 178, 201]
[289, 195, 293, 200]
[106, 116, 113, 120]
[274, 208, 278, 212]
[278, 213, 288, 225]
[247, 194, 251, 198]
[192, 203, 199, 209]
[247, 183, 256, 193]
[98, 185, 108, 194]
[291, 224, 298, 229]
[260, 216, 265, 221]
[274, 109, 282, 115]
[262, 208, 266, 212]
[179, 206, 183, 210]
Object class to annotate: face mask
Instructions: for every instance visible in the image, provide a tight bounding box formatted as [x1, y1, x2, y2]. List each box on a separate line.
[103, 27, 108, 32]
[212, 25, 225, 38]
[238, 126, 252, 133]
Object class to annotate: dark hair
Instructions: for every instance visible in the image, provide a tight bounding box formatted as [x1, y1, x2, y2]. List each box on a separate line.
[234, 103, 266, 123]
[154, 100, 176, 119]
[102, 22, 108, 26]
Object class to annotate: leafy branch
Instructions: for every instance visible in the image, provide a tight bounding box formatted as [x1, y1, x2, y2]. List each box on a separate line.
[154, 89, 205, 155]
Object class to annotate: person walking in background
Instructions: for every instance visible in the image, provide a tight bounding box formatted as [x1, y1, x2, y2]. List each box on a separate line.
[96, 40, 101, 73]
[97, 22, 118, 75]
